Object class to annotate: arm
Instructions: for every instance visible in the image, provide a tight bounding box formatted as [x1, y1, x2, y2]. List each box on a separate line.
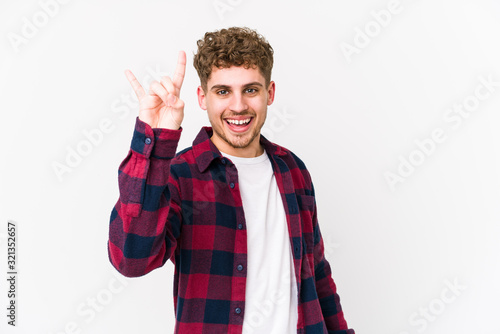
[108, 52, 186, 277]
[108, 118, 182, 277]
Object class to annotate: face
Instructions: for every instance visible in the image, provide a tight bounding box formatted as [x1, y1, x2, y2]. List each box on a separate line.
[197, 65, 275, 158]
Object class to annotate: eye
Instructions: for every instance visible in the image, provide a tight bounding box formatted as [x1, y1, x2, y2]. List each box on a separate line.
[217, 90, 228, 95]
[245, 88, 257, 94]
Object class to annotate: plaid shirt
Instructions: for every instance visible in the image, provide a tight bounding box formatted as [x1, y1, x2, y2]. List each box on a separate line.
[108, 118, 355, 334]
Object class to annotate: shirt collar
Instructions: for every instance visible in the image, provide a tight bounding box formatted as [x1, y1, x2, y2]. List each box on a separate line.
[192, 126, 287, 172]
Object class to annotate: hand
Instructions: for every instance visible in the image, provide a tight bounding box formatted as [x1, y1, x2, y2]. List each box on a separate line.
[125, 51, 186, 130]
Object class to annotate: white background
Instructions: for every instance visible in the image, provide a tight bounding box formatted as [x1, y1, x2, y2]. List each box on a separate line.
[1, 0, 500, 333]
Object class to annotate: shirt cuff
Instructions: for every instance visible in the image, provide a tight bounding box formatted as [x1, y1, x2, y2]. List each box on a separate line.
[130, 117, 182, 159]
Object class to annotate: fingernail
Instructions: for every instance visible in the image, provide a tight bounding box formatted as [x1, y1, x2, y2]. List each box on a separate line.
[169, 95, 176, 105]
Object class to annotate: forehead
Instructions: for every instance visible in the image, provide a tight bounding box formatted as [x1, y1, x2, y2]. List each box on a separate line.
[207, 65, 265, 88]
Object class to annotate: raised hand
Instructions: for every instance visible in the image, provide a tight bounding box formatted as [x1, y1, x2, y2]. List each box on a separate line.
[125, 51, 186, 130]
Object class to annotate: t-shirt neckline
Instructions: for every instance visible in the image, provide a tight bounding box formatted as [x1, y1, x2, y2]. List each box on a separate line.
[220, 150, 268, 165]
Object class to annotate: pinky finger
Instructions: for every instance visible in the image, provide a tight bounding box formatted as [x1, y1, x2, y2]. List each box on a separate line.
[125, 70, 146, 100]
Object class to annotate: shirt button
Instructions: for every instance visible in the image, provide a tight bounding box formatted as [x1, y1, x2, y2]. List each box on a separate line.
[237, 224, 243, 230]
[229, 182, 235, 189]
[237, 264, 243, 271]
[235, 307, 242, 314]
[145, 137, 152, 145]
[221, 158, 226, 165]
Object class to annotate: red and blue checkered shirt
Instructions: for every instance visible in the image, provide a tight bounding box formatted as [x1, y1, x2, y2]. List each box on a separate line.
[108, 118, 355, 334]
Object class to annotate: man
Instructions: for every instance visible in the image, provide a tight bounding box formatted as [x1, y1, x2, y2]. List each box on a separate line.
[108, 27, 354, 334]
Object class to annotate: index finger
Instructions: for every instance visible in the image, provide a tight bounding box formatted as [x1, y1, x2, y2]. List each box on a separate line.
[172, 50, 186, 90]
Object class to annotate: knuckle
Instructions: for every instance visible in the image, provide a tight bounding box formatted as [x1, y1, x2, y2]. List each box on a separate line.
[149, 80, 160, 90]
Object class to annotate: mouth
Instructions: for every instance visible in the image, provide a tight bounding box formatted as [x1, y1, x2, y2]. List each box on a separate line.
[224, 117, 254, 133]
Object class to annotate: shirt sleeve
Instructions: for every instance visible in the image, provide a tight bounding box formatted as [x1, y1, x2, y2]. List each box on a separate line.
[311, 184, 355, 334]
[108, 117, 183, 277]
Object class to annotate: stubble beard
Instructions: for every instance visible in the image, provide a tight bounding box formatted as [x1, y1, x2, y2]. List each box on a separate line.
[212, 121, 260, 149]
[210, 113, 265, 150]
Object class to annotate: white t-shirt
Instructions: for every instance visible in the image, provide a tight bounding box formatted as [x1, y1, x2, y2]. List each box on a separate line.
[220, 150, 298, 334]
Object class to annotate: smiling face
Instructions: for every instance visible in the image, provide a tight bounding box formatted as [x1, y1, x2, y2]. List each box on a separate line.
[197, 65, 275, 157]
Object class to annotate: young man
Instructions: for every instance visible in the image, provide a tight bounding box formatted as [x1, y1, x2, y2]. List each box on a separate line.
[108, 27, 354, 334]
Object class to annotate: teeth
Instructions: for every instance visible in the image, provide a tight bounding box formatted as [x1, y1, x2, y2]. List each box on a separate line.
[227, 118, 251, 125]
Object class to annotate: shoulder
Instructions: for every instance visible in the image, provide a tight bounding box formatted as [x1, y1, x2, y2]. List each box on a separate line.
[269, 141, 314, 194]
[175, 146, 194, 160]
[268, 140, 309, 170]
[166, 146, 196, 179]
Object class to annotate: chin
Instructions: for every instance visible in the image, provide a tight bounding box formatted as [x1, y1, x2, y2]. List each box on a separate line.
[216, 126, 260, 150]
[226, 132, 257, 149]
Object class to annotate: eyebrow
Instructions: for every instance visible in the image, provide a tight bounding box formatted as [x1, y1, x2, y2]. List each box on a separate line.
[210, 82, 264, 91]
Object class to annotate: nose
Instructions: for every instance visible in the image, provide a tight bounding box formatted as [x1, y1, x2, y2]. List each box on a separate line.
[229, 92, 248, 113]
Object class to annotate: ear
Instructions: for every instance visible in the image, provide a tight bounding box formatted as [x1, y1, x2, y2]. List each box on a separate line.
[197, 86, 207, 110]
[267, 81, 276, 106]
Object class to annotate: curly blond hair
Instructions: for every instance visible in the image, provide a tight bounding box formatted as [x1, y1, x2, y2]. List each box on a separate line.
[193, 27, 274, 90]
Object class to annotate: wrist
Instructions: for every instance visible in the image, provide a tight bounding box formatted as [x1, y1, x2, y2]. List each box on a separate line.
[164, 111, 182, 130]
